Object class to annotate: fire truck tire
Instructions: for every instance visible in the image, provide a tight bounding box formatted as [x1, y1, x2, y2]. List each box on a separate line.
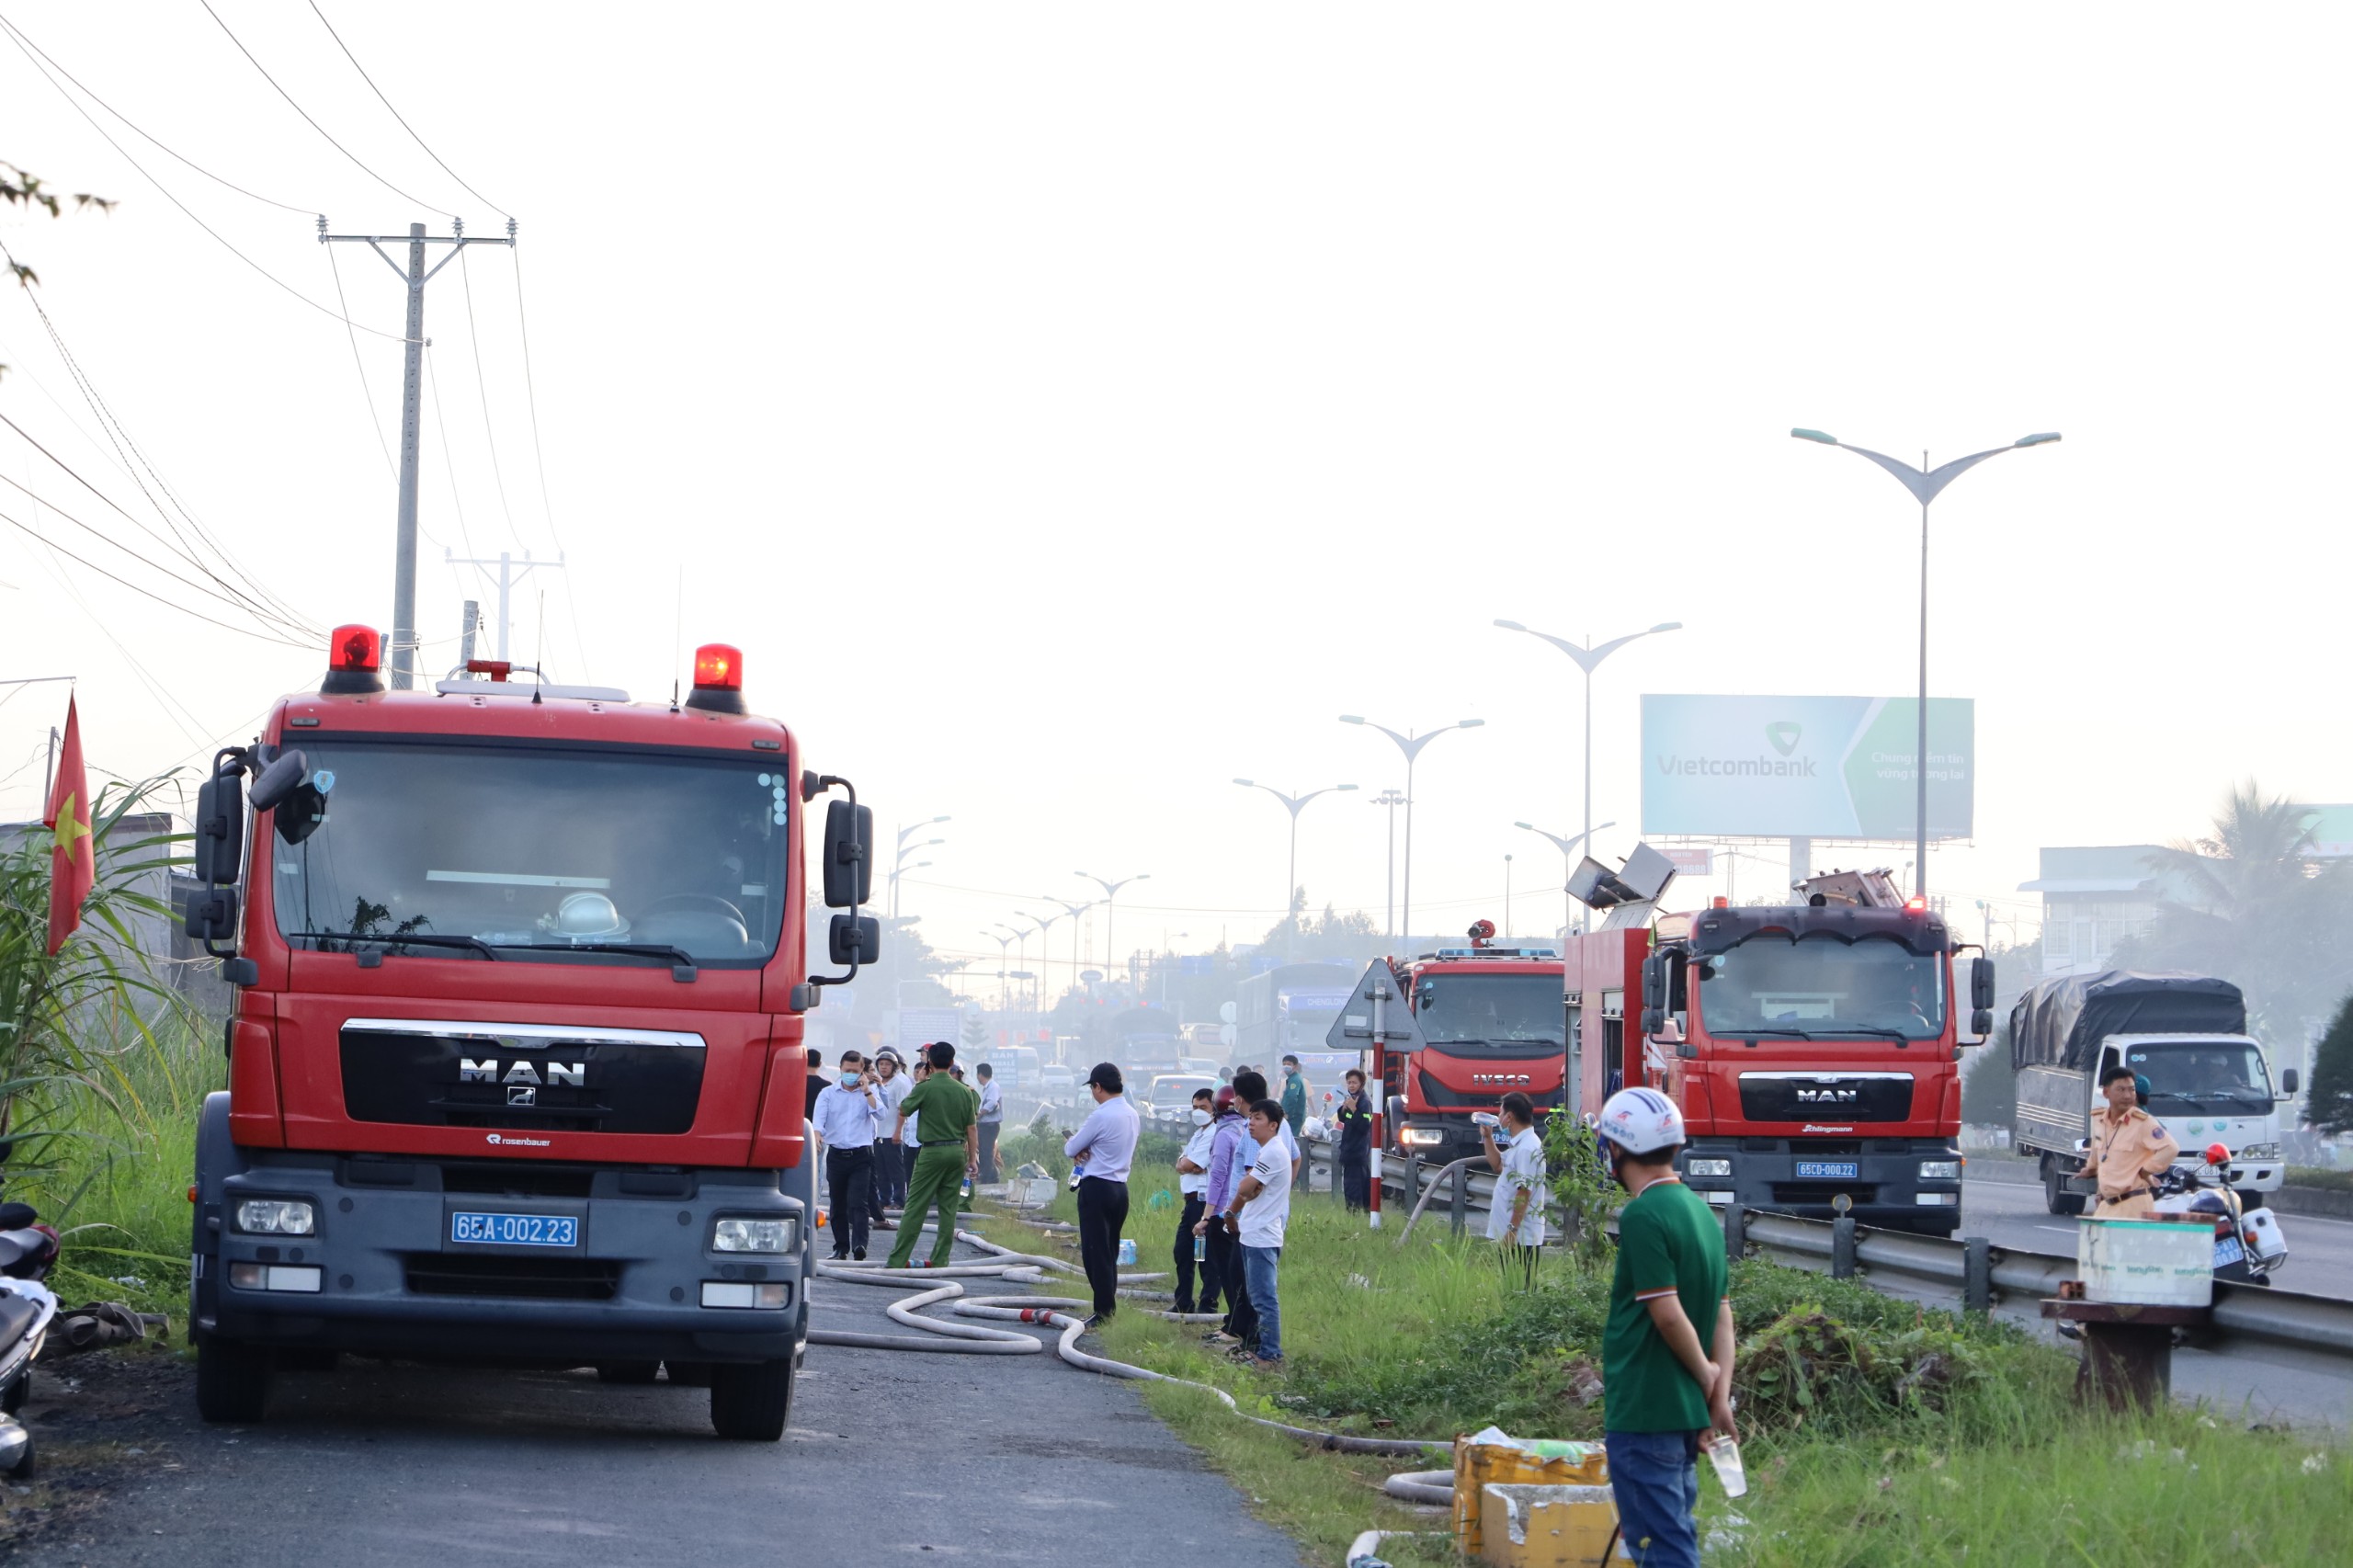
[597, 1360, 661, 1384]
[196, 1335, 272, 1424]
[709, 1358, 793, 1440]
[665, 1360, 714, 1387]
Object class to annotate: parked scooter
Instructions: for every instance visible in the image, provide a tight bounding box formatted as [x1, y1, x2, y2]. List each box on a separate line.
[0, 1201, 62, 1475]
[2152, 1141, 2290, 1287]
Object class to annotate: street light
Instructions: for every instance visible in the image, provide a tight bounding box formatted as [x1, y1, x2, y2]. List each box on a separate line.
[996, 920, 1038, 1017]
[1369, 788, 1405, 937]
[1338, 715, 1484, 943]
[1043, 896, 1094, 1020]
[981, 928, 1016, 1010]
[887, 839, 942, 924]
[1791, 427, 2061, 897]
[1074, 872, 1149, 993]
[1233, 779, 1358, 957]
[1016, 907, 1065, 1022]
[1492, 619, 1679, 931]
[1516, 820, 1615, 942]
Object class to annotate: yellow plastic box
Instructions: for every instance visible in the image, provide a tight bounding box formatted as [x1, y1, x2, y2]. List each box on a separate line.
[1477, 1483, 1621, 1568]
[1453, 1437, 1608, 1557]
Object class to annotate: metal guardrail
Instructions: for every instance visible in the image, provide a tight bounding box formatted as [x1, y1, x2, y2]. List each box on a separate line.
[1136, 1106, 2353, 1366]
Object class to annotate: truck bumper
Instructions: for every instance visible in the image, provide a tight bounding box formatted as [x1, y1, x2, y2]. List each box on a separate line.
[1678, 1138, 1965, 1233]
[191, 1096, 809, 1367]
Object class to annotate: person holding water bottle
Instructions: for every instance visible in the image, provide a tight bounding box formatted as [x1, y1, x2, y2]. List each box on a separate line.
[1173, 1086, 1222, 1314]
[1595, 1087, 1738, 1568]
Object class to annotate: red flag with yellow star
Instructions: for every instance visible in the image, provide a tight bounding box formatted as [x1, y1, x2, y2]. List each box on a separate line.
[43, 695, 92, 955]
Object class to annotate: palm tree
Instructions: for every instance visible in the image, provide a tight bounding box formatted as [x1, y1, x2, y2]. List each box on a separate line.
[2120, 781, 2353, 1047]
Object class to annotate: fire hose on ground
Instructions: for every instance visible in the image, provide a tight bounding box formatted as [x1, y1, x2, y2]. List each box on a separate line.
[807, 1218, 1448, 1460]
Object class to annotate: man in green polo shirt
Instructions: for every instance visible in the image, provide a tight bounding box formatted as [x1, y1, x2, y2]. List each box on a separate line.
[886, 1041, 981, 1269]
[1596, 1087, 1735, 1568]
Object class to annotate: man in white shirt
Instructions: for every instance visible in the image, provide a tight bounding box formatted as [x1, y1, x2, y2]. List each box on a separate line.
[1233, 1097, 1293, 1363]
[869, 1051, 912, 1227]
[1481, 1091, 1550, 1289]
[1062, 1062, 1142, 1326]
[1172, 1086, 1221, 1314]
[811, 1051, 882, 1260]
[975, 1063, 1005, 1184]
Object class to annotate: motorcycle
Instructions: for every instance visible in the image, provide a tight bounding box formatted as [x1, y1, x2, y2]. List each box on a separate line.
[0, 1201, 61, 1475]
[2151, 1141, 2289, 1287]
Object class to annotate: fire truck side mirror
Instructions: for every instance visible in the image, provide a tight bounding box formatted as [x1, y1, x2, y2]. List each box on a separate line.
[1971, 955, 1995, 1011]
[248, 749, 309, 813]
[185, 886, 237, 944]
[1641, 1006, 1665, 1038]
[194, 770, 244, 885]
[1970, 1007, 1994, 1040]
[829, 914, 881, 966]
[1640, 954, 1667, 1010]
[821, 801, 873, 908]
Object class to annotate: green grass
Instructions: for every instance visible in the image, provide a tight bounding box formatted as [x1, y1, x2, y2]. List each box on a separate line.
[2287, 1165, 2353, 1192]
[966, 1153, 2353, 1567]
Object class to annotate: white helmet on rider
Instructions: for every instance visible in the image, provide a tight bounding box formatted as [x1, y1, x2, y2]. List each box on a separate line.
[1596, 1086, 1685, 1156]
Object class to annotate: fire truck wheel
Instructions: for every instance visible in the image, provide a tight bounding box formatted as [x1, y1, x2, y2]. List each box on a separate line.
[709, 1358, 793, 1441]
[196, 1335, 273, 1424]
[597, 1360, 662, 1384]
[664, 1360, 714, 1387]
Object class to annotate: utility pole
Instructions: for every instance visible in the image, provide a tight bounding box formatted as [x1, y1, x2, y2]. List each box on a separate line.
[1370, 789, 1405, 938]
[458, 600, 481, 667]
[320, 217, 517, 688]
[445, 549, 563, 663]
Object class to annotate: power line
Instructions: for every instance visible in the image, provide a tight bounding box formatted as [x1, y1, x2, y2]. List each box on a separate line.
[0, 10, 314, 215]
[423, 345, 477, 561]
[196, 0, 453, 218]
[4, 277, 321, 638]
[0, 503, 313, 646]
[456, 249, 519, 547]
[324, 243, 395, 477]
[304, 0, 506, 217]
[0, 22, 410, 343]
[509, 246, 589, 682]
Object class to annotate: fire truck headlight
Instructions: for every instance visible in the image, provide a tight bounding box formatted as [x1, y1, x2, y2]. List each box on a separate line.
[234, 1199, 317, 1235]
[712, 1217, 797, 1254]
[1918, 1161, 1962, 1181]
[1686, 1159, 1733, 1178]
[1400, 1128, 1445, 1148]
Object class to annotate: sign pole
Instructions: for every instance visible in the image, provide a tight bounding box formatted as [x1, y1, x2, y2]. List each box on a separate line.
[1368, 1029, 1385, 1231]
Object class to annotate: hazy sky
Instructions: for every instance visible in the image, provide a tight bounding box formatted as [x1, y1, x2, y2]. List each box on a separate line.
[2, 4, 2346, 988]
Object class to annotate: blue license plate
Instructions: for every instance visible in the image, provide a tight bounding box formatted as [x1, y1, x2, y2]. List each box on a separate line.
[1795, 1161, 1859, 1180]
[2213, 1235, 2245, 1268]
[450, 1211, 579, 1247]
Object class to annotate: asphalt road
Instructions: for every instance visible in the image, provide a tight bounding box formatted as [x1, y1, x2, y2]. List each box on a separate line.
[1938, 1175, 2353, 1430]
[11, 1239, 1306, 1567]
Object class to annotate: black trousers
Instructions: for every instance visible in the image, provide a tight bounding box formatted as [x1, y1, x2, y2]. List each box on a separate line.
[1341, 1149, 1370, 1211]
[1173, 1193, 1215, 1313]
[871, 1142, 908, 1216]
[825, 1145, 873, 1256]
[977, 1121, 1000, 1184]
[1075, 1176, 1130, 1318]
[1211, 1221, 1254, 1343]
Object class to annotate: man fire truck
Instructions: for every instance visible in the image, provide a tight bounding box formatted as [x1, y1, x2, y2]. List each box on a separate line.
[1565, 866, 1990, 1235]
[179, 628, 875, 1439]
[1383, 920, 1567, 1165]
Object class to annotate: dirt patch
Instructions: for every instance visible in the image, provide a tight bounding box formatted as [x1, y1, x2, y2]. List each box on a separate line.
[0, 1342, 193, 1556]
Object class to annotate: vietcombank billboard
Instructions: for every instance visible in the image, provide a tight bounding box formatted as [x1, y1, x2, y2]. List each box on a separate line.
[1642, 695, 1974, 839]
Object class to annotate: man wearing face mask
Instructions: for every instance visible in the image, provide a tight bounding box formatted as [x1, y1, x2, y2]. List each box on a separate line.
[1172, 1086, 1221, 1315]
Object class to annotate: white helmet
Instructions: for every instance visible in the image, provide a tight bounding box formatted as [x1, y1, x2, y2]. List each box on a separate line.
[1596, 1086, 1685, 1155]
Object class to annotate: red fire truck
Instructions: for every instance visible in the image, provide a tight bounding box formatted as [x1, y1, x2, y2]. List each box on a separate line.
[180, 629, 873, 1438]
[1565, 869, 1991, 1234]
[1382, 922, 1569, 1165]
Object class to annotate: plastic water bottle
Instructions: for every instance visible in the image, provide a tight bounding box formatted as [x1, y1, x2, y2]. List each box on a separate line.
[1117, 1237, 1138, 1267]
[960, 1174, 973, 1201]
[1193, 1233, 1206, 1263]
[1068, 1159, 1086, 1191]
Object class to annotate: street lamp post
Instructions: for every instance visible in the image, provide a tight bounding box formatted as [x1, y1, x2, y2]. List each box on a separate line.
[1790, 427, 2060, 897]
[1074, 872, 1149, 997]
[1516, 820, 1615, 942]
[1493, 619, 1681, 931]
[1016, 908, 1064, 1028]
[1233, 779, 1358, 957]
[1337, 717, 1484, 944]
[981, 929, 1016, 1011]
[1370, 789, 1404, 937]
[1044, 897, 1094, 1019]
[891, 816, 949, 921]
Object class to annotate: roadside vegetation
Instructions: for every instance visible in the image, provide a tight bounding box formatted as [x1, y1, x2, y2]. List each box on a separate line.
[0, 788, 212, 1326]
[971, 1137, 2353, 1567]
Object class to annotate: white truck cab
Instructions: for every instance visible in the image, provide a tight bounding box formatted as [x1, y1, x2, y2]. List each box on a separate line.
[2043, 1033, 2294, 1210]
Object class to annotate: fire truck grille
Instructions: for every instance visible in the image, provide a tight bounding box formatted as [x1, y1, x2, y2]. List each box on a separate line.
[340, 1020, 707, 1135]
[404, 1253, 621, 1301]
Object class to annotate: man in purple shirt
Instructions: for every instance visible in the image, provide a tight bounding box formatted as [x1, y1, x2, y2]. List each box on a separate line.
[1198, 1085, 1252, 1346]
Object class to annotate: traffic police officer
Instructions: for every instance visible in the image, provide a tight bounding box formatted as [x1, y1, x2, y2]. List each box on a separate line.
[2075, 1063, 2177, 1219]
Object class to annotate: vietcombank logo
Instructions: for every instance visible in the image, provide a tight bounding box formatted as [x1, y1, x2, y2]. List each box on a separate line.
[1766, 721, 1802, 756]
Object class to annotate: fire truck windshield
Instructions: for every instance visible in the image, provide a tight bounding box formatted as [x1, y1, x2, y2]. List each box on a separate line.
[269, 741, 790, 966]
[1414, 973, 1562, 1045]
[1696, 933, 1944, 1040]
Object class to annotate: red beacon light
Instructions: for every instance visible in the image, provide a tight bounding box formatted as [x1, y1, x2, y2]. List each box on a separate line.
[683, 642, 747, 714]
[1904, 896, 1928, 913]
[322, 623, 385, 696]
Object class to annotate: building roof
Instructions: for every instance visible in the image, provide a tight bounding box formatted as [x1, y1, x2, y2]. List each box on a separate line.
[2018, 845, 2164, 895]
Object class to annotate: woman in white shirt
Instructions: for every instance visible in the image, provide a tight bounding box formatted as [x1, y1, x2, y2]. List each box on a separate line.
[1480, 1090, 1550, 1289]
